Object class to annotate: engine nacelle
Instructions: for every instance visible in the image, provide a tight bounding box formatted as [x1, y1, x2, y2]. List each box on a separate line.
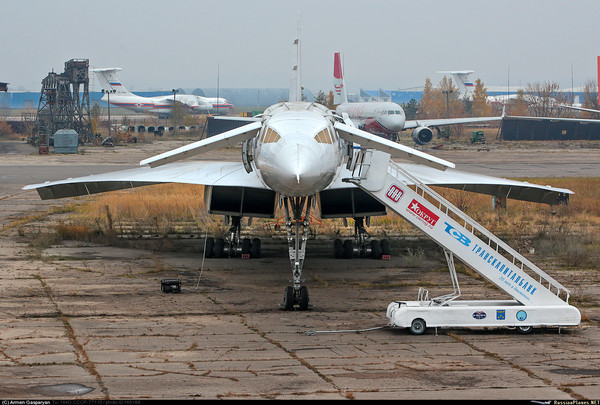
[411, 126, 434, 145]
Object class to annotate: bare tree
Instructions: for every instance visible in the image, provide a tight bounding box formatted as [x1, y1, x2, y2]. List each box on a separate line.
[581, 79, 599, 116]
[525, 81, 571, 117]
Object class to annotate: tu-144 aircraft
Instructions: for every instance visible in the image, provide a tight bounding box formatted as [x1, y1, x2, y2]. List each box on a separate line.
[93, 68, 233, 118]
[333, 53, 503, 145]
[24, 37, 574, 312]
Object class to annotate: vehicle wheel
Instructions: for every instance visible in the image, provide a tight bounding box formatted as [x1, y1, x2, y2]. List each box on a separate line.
[343, 239, 353, 259]
[334, 239, 343, 258]
[241, 238, 252, 255]
[409, 318, 426, 335]
[205, 237, 214, 258]
[299, 286, 309, 310]
[380, 239, 391, 256]
[251, 238, 261, 258]
[283, 286, 295, 310]
[371, 239, 382, 259]
[517, 325, 533, 334]
[214, 238, 225, 258]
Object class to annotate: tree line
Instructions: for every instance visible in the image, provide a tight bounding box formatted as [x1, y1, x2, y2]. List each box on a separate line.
[314, 77, 599, 121]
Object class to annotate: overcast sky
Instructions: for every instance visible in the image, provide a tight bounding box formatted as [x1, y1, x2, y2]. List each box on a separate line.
[2, 0, 599, 93]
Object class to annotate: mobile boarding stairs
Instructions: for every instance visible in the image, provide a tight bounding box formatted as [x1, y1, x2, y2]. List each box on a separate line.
[343, 149, 580, 335]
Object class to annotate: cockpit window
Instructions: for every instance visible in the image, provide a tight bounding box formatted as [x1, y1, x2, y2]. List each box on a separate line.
[261, 127, 281, 143]
[314, 128, 334, 144]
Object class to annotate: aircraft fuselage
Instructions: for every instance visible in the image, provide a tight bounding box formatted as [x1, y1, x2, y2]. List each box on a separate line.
[336, 101, 406, 136]
[100, 93, 232, 117]
[253, 102, 344, 197]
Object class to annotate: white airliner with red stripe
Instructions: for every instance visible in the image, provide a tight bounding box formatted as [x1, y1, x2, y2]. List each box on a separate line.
[333, 53, 502, 145]
[93, 68, 233, 118]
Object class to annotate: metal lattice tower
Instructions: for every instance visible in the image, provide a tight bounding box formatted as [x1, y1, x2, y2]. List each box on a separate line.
[65, 59, 92, 142]
[35, 59, 93, 145]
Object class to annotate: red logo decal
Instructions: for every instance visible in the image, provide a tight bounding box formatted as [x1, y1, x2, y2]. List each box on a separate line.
[386, 185, 404, 202]
[407, 199, 439, 227]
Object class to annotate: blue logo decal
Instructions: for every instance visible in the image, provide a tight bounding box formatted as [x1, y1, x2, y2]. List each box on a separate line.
[472, 311, 486, 320]
[516, 310, 527, 321]
[496, 310, 506, 320]
[444, 222, 471, 247]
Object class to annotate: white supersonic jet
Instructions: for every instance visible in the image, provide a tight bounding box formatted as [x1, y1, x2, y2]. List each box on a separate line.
[24, 35, 573, 311]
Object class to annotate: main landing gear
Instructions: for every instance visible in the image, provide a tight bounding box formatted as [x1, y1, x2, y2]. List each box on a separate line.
[333, 217, 391, 259]
[281, 195, 313, 311]
[204, 215, 261, 259]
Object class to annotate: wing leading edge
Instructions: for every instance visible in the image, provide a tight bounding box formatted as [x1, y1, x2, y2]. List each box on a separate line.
[22, 161, 268, 200]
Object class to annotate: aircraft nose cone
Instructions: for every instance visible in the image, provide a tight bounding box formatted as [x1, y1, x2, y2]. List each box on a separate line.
[385, 115, 405, 132]
[275, 143, 325, 196]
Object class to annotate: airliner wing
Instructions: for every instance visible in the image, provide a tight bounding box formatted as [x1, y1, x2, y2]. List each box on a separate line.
[22, 161, 267, 200]
[404, 116, 502, 129]
[559, 105, 600, 115]
[326, 162, 573, 205]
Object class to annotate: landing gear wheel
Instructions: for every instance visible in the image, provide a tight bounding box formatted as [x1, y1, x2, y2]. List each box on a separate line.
[343, 239, 353, 259]
[205, 237, 214, 258]
[517, 325, 533, 334]
[241, 238, 252, 255]
[371, 239, 382, 259]
[299, 286, 309, 311]
[409, 318, 426, 335]
[251, 238, 261, 258]
[381, 239, 391, 256]
[334, 239, 343, 258]
[283, 286, 295, 310]
[214, 238, 224, 258]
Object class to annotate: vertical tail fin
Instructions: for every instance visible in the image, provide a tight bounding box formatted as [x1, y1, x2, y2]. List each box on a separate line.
[333, 52, 348, 105]
[437, 70, 475, 99]
[92, 68, 132, 95]
[289, 19, 303, 102]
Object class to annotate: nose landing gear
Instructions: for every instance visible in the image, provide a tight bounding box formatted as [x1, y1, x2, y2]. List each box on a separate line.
[281, 195, 313, 311]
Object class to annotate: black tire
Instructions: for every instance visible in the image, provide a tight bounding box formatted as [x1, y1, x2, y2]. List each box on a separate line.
[299, 286, 309, 310]
[343, 239, 353, 259]
[251, 238, 261, 258]
[283, 286, 295, 310]
[409, 318, 426, 335]
[381, 239, 391, 256]
[334, 239, 343, 259]
[241, 238, 252, 255]
[371, 239, 382, 259]
[517, 325, 533, 334]
[214, 238, 225, 258]
[205, 237, 214, 258]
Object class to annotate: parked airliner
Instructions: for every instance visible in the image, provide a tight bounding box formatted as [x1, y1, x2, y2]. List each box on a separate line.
[333, 53, 502, 145]
[93, 68, 233, 118]
[24, 36, 573, 311]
